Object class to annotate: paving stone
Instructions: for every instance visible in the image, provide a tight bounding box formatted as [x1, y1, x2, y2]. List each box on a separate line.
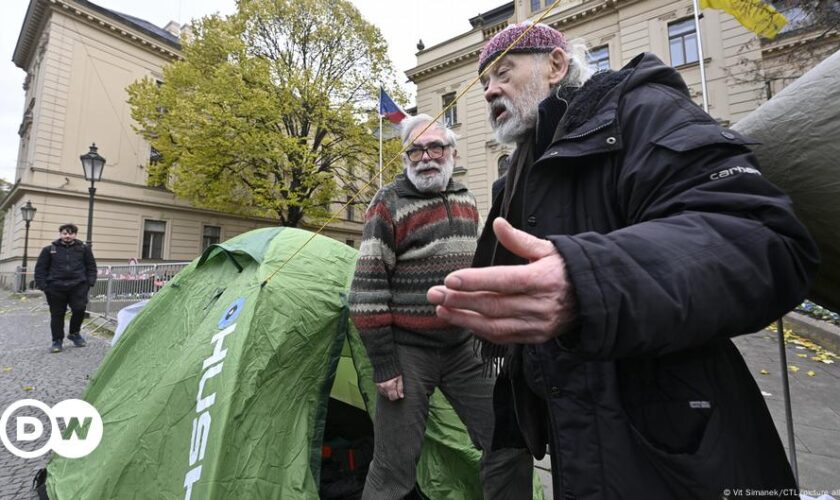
[0, 292, 110, 498]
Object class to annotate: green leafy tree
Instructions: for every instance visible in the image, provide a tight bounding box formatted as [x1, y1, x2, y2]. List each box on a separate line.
[128, 0, 405, 227]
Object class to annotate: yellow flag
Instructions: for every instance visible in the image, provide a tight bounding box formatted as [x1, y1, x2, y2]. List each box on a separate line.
[700, 0, 788, 39]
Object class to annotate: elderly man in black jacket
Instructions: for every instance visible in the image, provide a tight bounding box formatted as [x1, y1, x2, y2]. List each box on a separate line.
[427, 22, 819, 499]
[34, 223, 97, 353]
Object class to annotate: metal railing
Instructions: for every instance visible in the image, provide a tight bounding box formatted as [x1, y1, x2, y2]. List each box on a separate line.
[0, 262, 190, 319]
[89, 263, 190, 318]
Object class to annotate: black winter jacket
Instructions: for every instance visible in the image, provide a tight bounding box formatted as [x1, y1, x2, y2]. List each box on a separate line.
[476, 53, 819, 499]
[34, 239, 97, 291]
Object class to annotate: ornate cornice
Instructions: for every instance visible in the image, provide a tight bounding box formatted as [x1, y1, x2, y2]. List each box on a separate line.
[407, 45, 484, 82]
[13, 0, 181, 71]
[545, 0, 623, 30]
[406, 0, 627, 83]
[760, 28, 840, 56]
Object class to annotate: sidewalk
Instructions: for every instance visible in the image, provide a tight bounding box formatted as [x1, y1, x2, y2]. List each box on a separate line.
[0, 291, 111, 500]
[732, 326, 840, 493]
[0, 290, 837, 498]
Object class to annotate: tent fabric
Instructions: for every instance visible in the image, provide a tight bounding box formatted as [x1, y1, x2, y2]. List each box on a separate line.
[733, 49, 840, 313]
[46, 227, 541, 499]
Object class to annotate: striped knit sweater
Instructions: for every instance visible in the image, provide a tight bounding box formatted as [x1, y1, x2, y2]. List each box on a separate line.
[349, 174, 480, 382]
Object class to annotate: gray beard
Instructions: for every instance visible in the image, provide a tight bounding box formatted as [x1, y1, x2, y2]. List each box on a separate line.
[406, 157, 454, 193]
[490, 80, 552, 145]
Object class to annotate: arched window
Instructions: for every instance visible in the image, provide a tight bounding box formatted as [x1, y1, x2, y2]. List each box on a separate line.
[497, 154, 510, 177]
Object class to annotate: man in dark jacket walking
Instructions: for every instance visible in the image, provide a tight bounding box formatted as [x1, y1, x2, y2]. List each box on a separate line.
[34, 223, 97, 353]
[428, 23, 819, 499]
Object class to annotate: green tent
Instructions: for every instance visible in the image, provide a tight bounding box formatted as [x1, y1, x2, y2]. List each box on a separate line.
[47, 227, 541, 499]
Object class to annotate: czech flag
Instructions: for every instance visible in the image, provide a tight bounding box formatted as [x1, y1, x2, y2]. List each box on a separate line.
[379, 87, 407, 124]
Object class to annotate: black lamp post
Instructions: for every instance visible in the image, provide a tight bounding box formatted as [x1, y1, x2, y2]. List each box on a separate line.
[20, 200, 36, 292]
[80, 143, 106, 247]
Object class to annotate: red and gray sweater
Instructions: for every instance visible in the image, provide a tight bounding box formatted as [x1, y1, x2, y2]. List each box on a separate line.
[349, 174, 480, 382]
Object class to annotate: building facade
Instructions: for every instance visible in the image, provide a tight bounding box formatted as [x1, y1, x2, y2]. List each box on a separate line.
[406, 0, 837, 214]
[0, 0, 364, 275]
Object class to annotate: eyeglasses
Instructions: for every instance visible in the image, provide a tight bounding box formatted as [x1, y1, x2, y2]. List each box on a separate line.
[405, 143, 450, 162]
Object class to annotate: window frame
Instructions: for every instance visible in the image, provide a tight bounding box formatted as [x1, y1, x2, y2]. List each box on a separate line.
[587, 45, 611, 72]
[202, 225, 221, 251]
[668, 18, 700, 67]
[142, 219, 167, 260]
[346, 195, 356, 222]
[530, 0, 552, 13]
[442, 92, 458, 127]
[497, 154, 510, 178]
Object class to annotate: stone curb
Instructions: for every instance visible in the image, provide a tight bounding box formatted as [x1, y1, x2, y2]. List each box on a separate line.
[783, 311, 840, 354]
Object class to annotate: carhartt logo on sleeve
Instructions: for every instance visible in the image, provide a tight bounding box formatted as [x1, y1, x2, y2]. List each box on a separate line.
[710, 165, 762, 180]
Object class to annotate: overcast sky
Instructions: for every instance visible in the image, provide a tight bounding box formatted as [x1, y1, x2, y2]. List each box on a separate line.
[1, 0, 503, 182]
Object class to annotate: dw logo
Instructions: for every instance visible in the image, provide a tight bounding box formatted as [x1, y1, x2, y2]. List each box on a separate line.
[0, 399, 103, 459]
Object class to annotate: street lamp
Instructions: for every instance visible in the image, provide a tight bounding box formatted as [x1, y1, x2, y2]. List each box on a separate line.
[80, 143, 106, 247]
[19, 200, 36, 292]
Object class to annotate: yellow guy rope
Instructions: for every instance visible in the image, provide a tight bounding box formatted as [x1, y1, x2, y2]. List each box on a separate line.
[261, 0, 566, 287]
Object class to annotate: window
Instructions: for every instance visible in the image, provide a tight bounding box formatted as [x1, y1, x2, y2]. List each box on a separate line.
[442, 92, 457, 127]
[587, 46, 610, 72]
[777, 6, 811, 34]
[531, 0, 552, 11]
[345, 239, 355, 248]
[346, 197, 356, 222]
[668, 18, 699, 67]
[19, 98, 35, 137]
[142, 220, 166, 259]
[498, 154, 510, 177]
[202, 225, 221, 250]
[149, 146, 162, 165]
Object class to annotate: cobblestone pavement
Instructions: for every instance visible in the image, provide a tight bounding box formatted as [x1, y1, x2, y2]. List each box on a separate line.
[0, 292, 110, 500]
[0, 290, 837, 499]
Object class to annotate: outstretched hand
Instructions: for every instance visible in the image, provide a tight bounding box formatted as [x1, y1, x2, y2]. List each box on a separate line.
[427, 218, 577, 344]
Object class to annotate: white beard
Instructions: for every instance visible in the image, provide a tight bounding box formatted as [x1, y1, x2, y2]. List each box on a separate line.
[489, 78, 551, 145]
[406, 156, 455, 193]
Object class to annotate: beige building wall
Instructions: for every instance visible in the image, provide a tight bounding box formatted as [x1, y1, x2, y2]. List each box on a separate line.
[1, 0, 363, 275]
[760, 30, 840, 98]
[406, 0, 778, 216]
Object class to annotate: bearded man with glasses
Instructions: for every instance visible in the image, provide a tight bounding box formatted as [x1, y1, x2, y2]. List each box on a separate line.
[350, 114, 533, 499]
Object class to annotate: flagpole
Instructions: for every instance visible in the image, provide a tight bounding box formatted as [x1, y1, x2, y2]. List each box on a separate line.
[378, 114, 383, 189]
[692, 0, 710, 112]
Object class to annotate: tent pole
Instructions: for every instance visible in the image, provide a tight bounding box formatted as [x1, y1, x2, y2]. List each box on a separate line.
[776, 317, 799, 483]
